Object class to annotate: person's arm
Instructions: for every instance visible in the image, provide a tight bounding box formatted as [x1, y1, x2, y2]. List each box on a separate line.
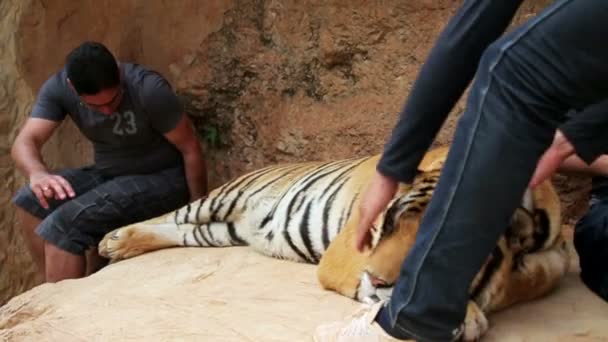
[528, 99, 608, 189]
[377, 0, 525, 183]
[558, 98, 608, 166]
[559, 154, 608, 177]
[12, 119, 76, 208]
[12, 74, 75, 208]
[356, 0, 525, 252]
[164, 114, 208, 202]
[12, 118, 57, 178]
[529, 130, 575, 189]
[143, 74, 208, 202]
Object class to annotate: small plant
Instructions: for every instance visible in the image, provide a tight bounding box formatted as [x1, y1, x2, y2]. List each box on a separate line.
[203, 125, 222, 149]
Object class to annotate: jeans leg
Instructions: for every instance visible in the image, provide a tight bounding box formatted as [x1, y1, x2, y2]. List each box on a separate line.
[574, 202, 608, 302]
[377, 0, 608, 340]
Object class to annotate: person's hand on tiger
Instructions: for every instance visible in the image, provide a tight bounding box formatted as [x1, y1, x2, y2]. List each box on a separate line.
[529, 129, 576, 189]
[355, 171, 398, 252]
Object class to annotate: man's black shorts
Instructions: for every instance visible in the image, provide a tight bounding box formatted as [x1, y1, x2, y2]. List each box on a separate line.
[13, 165, 189, 255]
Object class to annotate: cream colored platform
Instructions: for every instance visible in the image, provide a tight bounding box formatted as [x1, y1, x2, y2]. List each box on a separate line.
[0, 246, 606, 341]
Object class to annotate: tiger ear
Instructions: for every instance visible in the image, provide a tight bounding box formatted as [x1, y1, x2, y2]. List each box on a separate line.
[417, 146, 449, 172]
[509, 207, 535, 231]
[368, 191, 413, 250]
[369, 200, 399, 249]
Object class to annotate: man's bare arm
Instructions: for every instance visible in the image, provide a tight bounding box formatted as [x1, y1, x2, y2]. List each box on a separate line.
[164, 114, 208, 202]
[11, 118, 75, 208]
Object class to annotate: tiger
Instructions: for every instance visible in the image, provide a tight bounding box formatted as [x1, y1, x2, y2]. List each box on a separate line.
[98, 146, 569, 341]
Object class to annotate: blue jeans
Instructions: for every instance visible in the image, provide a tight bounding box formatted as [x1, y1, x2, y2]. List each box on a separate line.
[376, 1, 608, 340]
[574, 199, 608, 303]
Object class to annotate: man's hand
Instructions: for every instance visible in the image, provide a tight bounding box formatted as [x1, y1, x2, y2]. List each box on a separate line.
[29, 171, 75, 209]
[355, 171, 398, 252]
[529, 129, 576, 188]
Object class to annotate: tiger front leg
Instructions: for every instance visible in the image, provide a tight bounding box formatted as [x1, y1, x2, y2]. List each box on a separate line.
[99, 220, 249, 262]
[485, 237, 570, 313]
[98, 220, 184, 261]
[457, 300, 489, 341]
[357, 271, 394, 304]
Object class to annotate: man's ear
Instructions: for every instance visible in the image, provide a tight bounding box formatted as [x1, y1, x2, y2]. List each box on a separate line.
[117, 61, 123, 83]
[66, 78, 78, 94]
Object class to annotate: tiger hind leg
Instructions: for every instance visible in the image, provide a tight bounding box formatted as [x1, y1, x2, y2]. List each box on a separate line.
[98, 221, 248, 261]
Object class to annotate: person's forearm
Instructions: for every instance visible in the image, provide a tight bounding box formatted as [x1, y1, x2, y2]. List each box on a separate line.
[377, 0, 524, 183]
[559, 99, 608, 165]
[162, 115, 209, 201]
[182, 149, 208, 202]
[11, 137, 49, 179]
[559, 154, 608, 177]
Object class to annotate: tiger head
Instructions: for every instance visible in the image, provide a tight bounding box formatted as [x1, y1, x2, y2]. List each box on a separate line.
[317, 145, 562, 305]
[317, 147, 449, 302]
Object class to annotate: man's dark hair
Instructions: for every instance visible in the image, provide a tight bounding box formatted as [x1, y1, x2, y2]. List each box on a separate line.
[65, 41, 120, 95]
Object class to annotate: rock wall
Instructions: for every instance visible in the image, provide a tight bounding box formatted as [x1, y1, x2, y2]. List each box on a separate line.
[2, 0, 588, 305]
[1, 0, 41, 307]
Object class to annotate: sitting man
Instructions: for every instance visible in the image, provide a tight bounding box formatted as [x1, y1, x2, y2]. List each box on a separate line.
[559, 154, 608, 302]
[11, 41, 207, 283]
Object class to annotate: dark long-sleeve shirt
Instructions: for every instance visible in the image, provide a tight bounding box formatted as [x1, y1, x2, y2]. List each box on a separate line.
[378, 0, 608, 182]
[377, 0, 526, 183]
[560, 98, 608, 165]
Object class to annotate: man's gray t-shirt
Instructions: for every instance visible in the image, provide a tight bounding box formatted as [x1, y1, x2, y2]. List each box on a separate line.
[31, 63, 184, 177]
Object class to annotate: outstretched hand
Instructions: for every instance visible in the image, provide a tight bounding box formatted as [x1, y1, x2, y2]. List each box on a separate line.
[29, 171, 76, 209]
[529, 130, 575, 188]
[355, 171, 398, 252]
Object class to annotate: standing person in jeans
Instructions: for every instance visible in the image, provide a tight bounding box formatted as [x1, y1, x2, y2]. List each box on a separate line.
[11, 41, 208, 283]
[315, 0, 608, 341]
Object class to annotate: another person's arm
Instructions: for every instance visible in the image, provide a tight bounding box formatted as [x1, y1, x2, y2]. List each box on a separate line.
[558, 99, 608, 167]
[357, 0, 525, 251]
[530, 99, 608, 189]
[377, 0, 526, 183]
[559, 154, 608, 177]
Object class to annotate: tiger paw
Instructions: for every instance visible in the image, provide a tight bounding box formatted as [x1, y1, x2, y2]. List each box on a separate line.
[459, 301, 489, 341]
[98, 226, 145, 261]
